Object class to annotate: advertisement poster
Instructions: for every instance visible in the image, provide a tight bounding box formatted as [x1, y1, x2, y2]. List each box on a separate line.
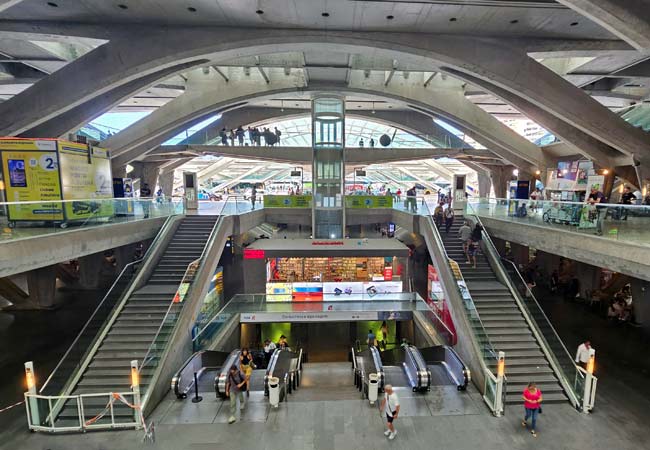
[292, 282, 323, 301]
[1, 148, 63, 221]
[59, 143, 113, 220]
[266, 282, 293, 302]
[427, 264, 445, 304]
[345, 195, 393, 209]
[323, 282, 365, 301]
[546, 160, 593, 191]
[264, 195, 312, 208]
[362, 281, 403, 299]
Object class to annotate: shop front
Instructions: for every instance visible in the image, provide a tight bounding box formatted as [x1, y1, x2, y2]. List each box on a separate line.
[241, 238, 410, 302]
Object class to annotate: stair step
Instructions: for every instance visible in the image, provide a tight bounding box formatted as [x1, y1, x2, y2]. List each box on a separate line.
[505, 392, 567, 404]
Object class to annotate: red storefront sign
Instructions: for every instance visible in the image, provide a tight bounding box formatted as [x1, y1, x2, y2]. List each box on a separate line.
[244, 249, 265, 259]
[383, 267, 393, 281]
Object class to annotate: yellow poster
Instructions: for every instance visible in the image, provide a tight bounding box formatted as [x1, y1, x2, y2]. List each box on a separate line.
[59, 143, 113, 220]
[1, 148, 63, 221]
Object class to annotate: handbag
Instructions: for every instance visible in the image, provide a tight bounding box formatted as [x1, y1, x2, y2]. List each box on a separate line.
[538, 406, 543, 414]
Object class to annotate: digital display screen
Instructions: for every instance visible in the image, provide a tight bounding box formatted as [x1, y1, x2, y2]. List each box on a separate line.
[8, 159, 27, 187]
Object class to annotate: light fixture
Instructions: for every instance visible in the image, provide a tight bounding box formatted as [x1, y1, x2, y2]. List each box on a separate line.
[602, 169, 610, 175]
[47, 1, 58, 6]
[513, 169, 519, 177]
[118, 4, 128, 9]
[449, 17, 457, 22]
[510, 19, 519, 24]
[322, 12, 329, 17]
[570, 22, 579, 26]
[256, 9, 264, 14]
[535, 170, 541, 176]
[281, 100, 284, 112]
[562, 169, 568, 175]
[619, 184, 624, 194]
[386, 15, 394, 20]
[188, 6, 197, 12]
[372, 101, 376, 114]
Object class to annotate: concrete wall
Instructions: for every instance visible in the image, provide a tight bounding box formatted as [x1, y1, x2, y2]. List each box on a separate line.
[1, 217, 167, 278]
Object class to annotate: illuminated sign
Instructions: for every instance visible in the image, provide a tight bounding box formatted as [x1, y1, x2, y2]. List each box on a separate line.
[244, 249, 265, 259]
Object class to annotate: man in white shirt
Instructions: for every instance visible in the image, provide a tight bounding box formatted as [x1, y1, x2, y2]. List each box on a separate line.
[380, 384, 400, 440]
[575, 340, 592, 370]
[263, 339, 276, 368]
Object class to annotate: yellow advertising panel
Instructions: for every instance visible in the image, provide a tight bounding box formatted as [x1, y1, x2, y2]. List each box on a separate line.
[59, 143, 114, 220]
[1, 147, 63, 221]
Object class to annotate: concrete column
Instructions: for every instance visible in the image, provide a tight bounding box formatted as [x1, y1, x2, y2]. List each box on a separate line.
[159, 170, 175, 197]
[573, 261, 601, 299]
[477, 171, 492, 198]
[491, 236, 507, 256]
[130, 161, 162, 193]
[489, 166, 514, 198]
[78, 252, 104, 289]
[242, 258, 266, 294]
[26, 265, 57, 309]
[509, 242, 530, 268]
[630, 279, 650, 332]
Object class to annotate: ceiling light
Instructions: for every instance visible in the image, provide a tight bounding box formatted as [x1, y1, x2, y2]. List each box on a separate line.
[449, 17, 457, 22]
[256, 9, 264, 14]
[602, 169, 610, 175]
[535, 170, 541, 176]
[188, 7, 197, 12]
[47, 1, 58, 6]
[386, 15, 394, 20]
[510, 19, 519, 24]
[513, 169, 519, 177]
[322, 12, 329, 17]
[570, 22, 579, 26]
[118, 4, 128, 9]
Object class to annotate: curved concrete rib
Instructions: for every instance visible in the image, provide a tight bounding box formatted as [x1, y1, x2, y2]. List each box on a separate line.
[108, 81, 541, 172]
[0, 28, 646, 166]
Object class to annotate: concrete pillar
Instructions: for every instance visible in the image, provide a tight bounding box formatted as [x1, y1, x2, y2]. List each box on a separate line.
[26, 265, 57, 309]
[159, 170, 175, 197]
[477, 171, 492, 198]
[78, 252, 104, 289]
[491, 236, 507, 256]
[130, 161, 162, 193]
[509, 242, 530, 268]
[573, 261, 601, 299]
[489, 166, 514, 198]
[630, 279, 650, 332]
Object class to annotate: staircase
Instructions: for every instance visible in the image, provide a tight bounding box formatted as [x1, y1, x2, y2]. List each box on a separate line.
[439, 217, 567, 404]
[57, 215, 219, 423]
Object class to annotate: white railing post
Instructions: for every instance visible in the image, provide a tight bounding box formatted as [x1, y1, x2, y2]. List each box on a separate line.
[131, 360, 142, 429]
[494, 351, 506, 417]
[582, 349, 596, 413]
[24, 361, 40, 427]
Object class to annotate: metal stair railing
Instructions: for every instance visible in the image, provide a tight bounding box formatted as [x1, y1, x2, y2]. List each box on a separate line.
[465, 202, 584, 409]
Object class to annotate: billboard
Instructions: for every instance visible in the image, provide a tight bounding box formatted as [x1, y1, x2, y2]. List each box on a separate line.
[323, 281, 365, 301]
[59, 143, 113, 220]
[266, 282, 293, 302]
[345, 195, 393, 209]
[264, 195, 312, 208]
[291, 282, 323, 301]
[1, 149, 63, 221]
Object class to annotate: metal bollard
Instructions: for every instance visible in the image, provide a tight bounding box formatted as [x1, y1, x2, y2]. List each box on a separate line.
[192, 372, 203, 403]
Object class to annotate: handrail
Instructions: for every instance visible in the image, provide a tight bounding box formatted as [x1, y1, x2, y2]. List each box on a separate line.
[466, 203, 582, 408]
[39, 259, 140, 394]
[138, 197, 231, 377]
[425, 213, 498, 365]
[39, 214, 178, 396]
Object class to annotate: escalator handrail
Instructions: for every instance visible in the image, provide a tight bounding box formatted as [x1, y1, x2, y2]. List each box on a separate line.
[215, 349, 241, 397]
[39, 215, 178, 395]
[351, 346, 358, 372]
[172, 350, 205, 397]
[404, 346, 430, 390]
[442, 345, 470, 389]
[466, 204, 581, 408]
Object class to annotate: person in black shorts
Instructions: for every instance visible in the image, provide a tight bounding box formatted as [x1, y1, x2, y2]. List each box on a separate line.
[380, 384, 400, 440]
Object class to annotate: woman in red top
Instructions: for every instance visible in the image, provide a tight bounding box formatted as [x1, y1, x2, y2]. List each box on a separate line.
[522, 382, 543, 437]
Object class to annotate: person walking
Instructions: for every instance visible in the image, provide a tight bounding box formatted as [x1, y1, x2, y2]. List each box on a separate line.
[219, 128, 229, 146]
[140, 183, 152, 218]
[619, 185, 636, 220]
[370, 138, 375, 148]
[380, 384, 400, 440]
[239, 347, 254, 396]
[458, 221, 472, 257]
[250, 186, 257, 210]
[274, 127, 282, 145]
[247, 126, 254, 145]
[521, 382, 543, 438]
[263, 339, 276, 368]
[359, 138, 364, 148]
[575, 340, 592, 370]
[433, 202, 444, 228]
[367, 328, 376, 348]
[236, 126, 245, 146]
[380, 321, 389, 350]
[228, 130, 235, 146]
[444, 205, 455, 233]
[226, 365, 246, 424]
[587, 185, 606, 235]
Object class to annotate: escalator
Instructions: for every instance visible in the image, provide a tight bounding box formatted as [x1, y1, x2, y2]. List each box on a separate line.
[172, 348, 302, 405]
[435, 216, 569, 404]
[51, 215, 221, 424]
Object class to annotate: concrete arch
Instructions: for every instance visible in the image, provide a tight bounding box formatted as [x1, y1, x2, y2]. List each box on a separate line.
[108, 79, 542, 171]
[0, 28, 647, 165]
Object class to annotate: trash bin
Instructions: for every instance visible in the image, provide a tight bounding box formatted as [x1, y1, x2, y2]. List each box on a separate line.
[368, 373, 379, 405]
[268, 377, 280, 408]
